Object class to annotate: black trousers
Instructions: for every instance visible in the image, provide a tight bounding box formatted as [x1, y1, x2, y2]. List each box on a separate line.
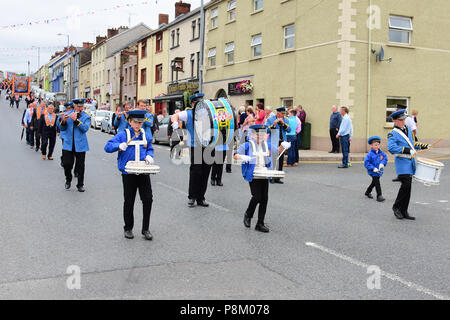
[188, 147, 213, 201]
[366, 176, 382, 196]
[246, 179, 269, 225]
[122, 174, 153, 232]
[26, 128, 34, 146]
[330, 128, 340, 152]
[393, 175, 412, 214]
[62, 150, 86, 187]
[35, 130, 41, 150]
[275, 142, 285, 180]
[41, 133, 56, 157]
[211, 150, 227, 182]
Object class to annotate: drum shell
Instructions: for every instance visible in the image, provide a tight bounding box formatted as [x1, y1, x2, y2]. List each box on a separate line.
[194, 98, 236, 147]
[414, 158, 444, 186]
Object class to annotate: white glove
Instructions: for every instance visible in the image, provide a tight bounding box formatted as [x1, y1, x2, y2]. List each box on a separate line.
[373, 168, 379, 173]
[409, 148, 416, 156]
[171, 121, 179, 130]
[145, 155, 154, 165]
[379, 164, 384, 170]
[119, 142, 128, 151]
[281, 142, 291, 150]
[240, 155, 252, 163]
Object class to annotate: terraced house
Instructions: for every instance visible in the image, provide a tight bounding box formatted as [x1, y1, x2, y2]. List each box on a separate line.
[203, 0, 450, 152]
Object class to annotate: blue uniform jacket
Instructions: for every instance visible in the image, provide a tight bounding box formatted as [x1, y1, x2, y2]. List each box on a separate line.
[60, 111, 90, 152]
[266, 115, 291, 143]
[235, 140, 276, 182]
[114, 114, 129, 133]
[143, 112, 154, 141]
[57, 114, 65, 140]
[104, 129, 154, 174]
[185, 109, 196, 147]
[387, 128, 420, 175]
[364, 149, 388, 177]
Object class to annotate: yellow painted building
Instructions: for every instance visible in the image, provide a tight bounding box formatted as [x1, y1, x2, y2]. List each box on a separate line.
[79, 61, 91, 99]
[91, 40, 107, 105]
[137, 26, 169, 114]
[203, 0, 450, 152]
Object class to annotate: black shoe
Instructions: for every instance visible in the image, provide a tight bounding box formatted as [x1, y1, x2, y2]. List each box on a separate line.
[197, 200, 210, 207]
[338, 165, 349, 169]
[226, 170, 232, 173]
[188, 199, 196, 207]
[269, 179, 275, 184]
[255, 224, 270, 233]
[77, 186, 85, 193]
[377, 196, 385, 202]
[392, 177, 401, 182]
[274, 179, 284, 184]
[142, 230, 153, 241]
[244, 213, 251, 228]
[393, 208, 404, 220]
[216, 181, 224, 187]
[211, 180, 216, 186]
[365, 193, 373, 199]
[65, 182, 71, 190]
[124, 230, 134, 239]
[403, 212, 416, 220]
[35, 147, 39, 152]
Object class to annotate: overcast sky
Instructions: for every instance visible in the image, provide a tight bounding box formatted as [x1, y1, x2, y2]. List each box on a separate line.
[0, 0, 202, 74]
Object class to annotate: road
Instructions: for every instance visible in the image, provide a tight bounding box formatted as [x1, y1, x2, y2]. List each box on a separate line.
[0, 97, 449, 300]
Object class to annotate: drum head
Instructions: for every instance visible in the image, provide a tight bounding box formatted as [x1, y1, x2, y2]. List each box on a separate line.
[194, 101, 214, 147]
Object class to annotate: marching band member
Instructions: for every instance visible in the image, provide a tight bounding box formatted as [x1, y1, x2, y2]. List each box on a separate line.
[265, 107, 292, 184]
[114, 105, 129, 133]
[171, 93, 212, 208]
[57, 102, 73, 167]
[364, 136, 388, 202]
[38, 104, 57, 160]
[104, 110, 155, 241]
[59, 99, 91, 192]
[234, 125, 279, 233]
[387, 110, 430, 220]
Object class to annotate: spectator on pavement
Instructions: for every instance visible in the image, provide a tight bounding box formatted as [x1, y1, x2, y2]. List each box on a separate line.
[329, 105, 342, 153]
[255, 103, 266, 125]
[286, 109, 299, 167]
[337, 106, 353, 169]
[296, 105, 306, 150]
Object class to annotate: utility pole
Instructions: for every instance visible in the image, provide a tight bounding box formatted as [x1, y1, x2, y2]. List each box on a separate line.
[199, 0, 205, 92]
[27, 61, 30, 76]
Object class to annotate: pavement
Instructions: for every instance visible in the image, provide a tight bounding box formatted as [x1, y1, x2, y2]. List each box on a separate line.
[0, 97, 449, 300]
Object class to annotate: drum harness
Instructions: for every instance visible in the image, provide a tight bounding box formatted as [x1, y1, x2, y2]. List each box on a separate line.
[393, 128, 415, 159]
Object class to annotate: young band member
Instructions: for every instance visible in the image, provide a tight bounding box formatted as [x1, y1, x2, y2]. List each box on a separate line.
[234, 125, 279, 233]
[387, 110, 429, 220]
[171, 93, 212, 208]
[364, 136, 388, 202]
[104, 110, 155, 241]
[59, 99, 91, 192]
[38, 104, 57, 160]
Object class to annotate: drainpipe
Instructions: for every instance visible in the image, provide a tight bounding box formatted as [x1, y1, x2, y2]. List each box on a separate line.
[366, 0, 373, 153]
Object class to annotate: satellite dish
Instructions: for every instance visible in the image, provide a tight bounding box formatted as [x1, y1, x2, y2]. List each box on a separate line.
[372, 46, 392, 63]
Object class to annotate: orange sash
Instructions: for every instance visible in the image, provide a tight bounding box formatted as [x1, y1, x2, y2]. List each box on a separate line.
[29, 107, 34, 118]
[45, 114, 56, 127]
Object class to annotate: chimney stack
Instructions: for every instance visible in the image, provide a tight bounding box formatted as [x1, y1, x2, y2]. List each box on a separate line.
[83, 42, 94, 48]
[159, 13, 169, 26]
[96, 36, 106, 44]
[175, 1, 191, 18]
[107, 28, 119, 38]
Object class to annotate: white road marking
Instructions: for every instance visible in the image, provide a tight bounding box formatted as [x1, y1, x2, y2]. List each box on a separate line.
[305, 242, 449, 300]
[156, 182, 231, 212]
[415, 202, 431, 205]
[438, 200, 449, 203]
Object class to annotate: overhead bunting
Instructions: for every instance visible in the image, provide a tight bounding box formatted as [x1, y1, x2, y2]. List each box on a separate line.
[0, 0, 158, 31]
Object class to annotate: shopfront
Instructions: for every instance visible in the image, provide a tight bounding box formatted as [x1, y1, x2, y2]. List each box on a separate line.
[152, 80, 199, 115]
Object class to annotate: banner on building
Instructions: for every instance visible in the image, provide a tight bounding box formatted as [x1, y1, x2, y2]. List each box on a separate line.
[13, 76, 31, 95]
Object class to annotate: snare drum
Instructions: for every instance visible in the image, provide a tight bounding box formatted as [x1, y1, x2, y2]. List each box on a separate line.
[414, 158, 444, 186]
[125, 161, 160, 175]
[194, 98, 236, 147]
[253, 167, 286, 180]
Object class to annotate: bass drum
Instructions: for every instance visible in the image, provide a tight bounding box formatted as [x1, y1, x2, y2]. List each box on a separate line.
[194, 98, 236, 147]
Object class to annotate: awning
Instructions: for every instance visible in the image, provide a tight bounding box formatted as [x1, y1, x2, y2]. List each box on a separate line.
[152, 93, 184, 103]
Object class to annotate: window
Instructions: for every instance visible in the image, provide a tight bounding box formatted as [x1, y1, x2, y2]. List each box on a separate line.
[125, 69, 128, 86]
[208, 48, 216, 67]
[192, 21, 197, 39]
[225, 42, 235, 63]
[176, 28, 180, 46]
[389, 16, 413, 44]
[228, 0, 236, 21]
[171, 30, 175, 48]
[281, 98, 294, 108]
[211, 8, 218, 29]
[386, 97, 409, 123]
[155, 64, 163, 83]
[251, 34, 262, 57]
[191, 54, 195, 78]
[284, 24, 295, 50]
[197, 52, 200, 78]
[107, 70, 110, 84]
[140, 68, 147, 86]
[156, 33, 163, 52]
[254, 0, 263, 11]
[198, 19, 201, 38]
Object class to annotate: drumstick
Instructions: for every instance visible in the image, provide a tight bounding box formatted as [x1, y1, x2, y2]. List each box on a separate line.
[412, 139, 443, 159]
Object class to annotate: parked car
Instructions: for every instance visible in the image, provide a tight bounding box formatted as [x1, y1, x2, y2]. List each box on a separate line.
[84, 104, 97, 117]
[91, 110, 108, 129]
[153, 116, 180, 145]
[101, 111, 115, 134]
